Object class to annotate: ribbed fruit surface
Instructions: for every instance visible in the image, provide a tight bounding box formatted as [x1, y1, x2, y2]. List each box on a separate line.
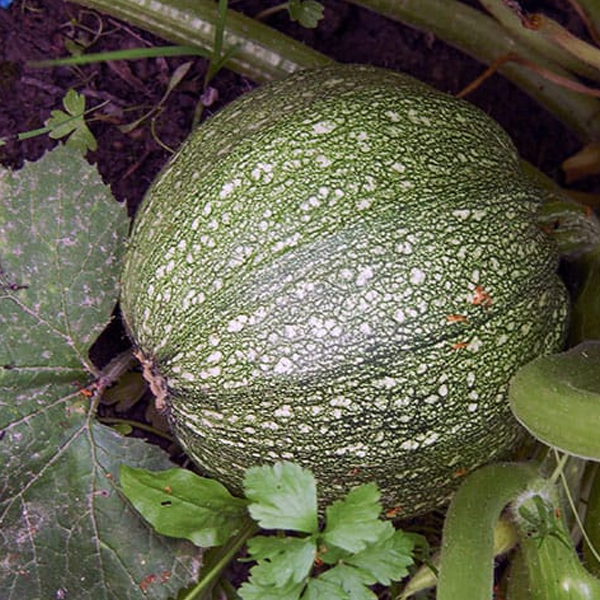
[121, 64, 568, 516]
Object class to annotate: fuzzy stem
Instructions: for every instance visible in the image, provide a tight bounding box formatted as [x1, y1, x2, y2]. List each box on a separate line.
[437, 462, 539, 600]
[98, 416, 176, 442]
[512, 481, 600, 600]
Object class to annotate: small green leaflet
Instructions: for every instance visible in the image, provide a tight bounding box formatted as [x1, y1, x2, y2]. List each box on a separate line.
[45, 88, 97, 152]
[239, 580, 307, 600]
[288, 0, 325, 28]
[516, 493, 571, 549]
[317, 564, 376, 600]
[244, 536, 316, 587]
[0, 146, 198, 600]
[322, 483, 393, 554]
[244, 461, 319, 533]
[120, 465, 250, 547]
[345, 530, 416, 585]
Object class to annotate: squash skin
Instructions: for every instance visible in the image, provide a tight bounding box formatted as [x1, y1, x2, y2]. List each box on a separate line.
[120, 64, 569, 516]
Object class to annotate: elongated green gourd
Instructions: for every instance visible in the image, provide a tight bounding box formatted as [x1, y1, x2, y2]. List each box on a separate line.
[120, 64, 569, 516]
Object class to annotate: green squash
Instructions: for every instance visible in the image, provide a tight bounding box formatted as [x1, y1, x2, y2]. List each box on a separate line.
[120, 64, 569, 516]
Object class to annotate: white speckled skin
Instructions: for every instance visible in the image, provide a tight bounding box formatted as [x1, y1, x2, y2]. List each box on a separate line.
[121, 64, 568, 516]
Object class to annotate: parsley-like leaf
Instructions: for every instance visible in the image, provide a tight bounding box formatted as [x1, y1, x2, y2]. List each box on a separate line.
[303, 576, 350, 600]
[319, 564, 377, 600]
[45, 89, 97, 153]
[288, 0, 324, 28]
[322, 483, 393, 554]
[244, 462, 319, 533]
[346, 529, 414, 585]
[238, 579, 306, 600]
[245, 536, 317, 587]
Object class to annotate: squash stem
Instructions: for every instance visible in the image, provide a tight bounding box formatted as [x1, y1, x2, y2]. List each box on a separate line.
[71, 0, 332, 83]
[347, 0, 600, 142]
[73, 0, 600, 140]
[437, 462, 540, 600]
[178, 518, 259, 600]
[477, 0, 600, 83]
[575, 0, 600, 41]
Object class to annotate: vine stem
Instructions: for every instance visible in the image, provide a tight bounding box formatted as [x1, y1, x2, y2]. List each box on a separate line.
[347, 0, 600, 142]
[71, 0, 600, 140]
[72, 0, 331, 83]
[254, 3, 290, 23]
[179, 519, 259, 600]
[437, 462, 540, 600]
[97, 416, 175, 442]
[478, 0, 600, 82]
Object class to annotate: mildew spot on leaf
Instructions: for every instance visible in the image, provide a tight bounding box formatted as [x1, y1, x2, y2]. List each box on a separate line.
[0, 146, 200, 600]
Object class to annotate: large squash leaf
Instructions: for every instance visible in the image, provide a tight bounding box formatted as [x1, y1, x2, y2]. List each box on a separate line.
[0, 146, 200, 600]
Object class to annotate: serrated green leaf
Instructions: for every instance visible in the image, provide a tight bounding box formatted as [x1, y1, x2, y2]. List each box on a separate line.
[244, 461, 318, 533]
[245, 535, 316, 587]
[120, 466, 249, 547]
[0, 146, 199, 600]
[288, 0, 324, 28]
[318, 564, 377, 600]
[238, 579, 306, 600]
[45, 89, 97, 152]
[322, 483, 392, 554]
[63, 87, 86, 114]
[302, 576, 349, 600]
[345, 529, 414, 585]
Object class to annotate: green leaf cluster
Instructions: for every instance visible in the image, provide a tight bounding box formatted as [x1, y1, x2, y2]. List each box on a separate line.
[241, 464, 413, 599]
[122, 461, 414, 600]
